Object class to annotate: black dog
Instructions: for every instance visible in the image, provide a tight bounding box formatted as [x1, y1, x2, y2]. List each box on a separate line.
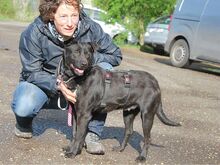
[61, 43, 181, 163]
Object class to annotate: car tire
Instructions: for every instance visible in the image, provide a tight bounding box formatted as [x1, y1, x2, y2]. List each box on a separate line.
[170, 39, 190, 68]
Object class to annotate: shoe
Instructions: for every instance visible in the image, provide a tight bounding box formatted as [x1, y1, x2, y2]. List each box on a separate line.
[14, 115, 33, 139]
[85, 132, 105, 155]
[14, 124, 32, 139]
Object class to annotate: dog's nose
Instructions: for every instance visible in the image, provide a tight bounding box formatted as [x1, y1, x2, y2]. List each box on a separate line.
[81, 61, 88, 68]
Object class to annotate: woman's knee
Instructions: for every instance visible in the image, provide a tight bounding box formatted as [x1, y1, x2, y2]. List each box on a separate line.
[11, 82, 48, 117]
[97, 62, 113, 70]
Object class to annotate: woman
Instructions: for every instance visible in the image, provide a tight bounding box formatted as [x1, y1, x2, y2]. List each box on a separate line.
[11, 0, 122, 155]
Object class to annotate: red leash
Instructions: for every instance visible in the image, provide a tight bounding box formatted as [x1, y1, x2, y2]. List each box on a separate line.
[68, 103, 73, 126]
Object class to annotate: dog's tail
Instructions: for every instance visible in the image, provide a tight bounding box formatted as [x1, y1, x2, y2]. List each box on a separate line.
[156, 103, 181, 126]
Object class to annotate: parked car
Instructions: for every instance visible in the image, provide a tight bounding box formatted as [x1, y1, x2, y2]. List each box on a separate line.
[144, 15, 171, 54]
[82, 5, 125, 38]
[82, 5, 138, 44]
[165, 0, 220, 68]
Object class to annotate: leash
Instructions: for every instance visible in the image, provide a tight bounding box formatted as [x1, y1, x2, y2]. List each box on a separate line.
[56, 58, 76, 126]
[57, 88, 77, 126]
[67, 103, 73, 126]
[56, 58, 63, 77]
[67, 89, 77, 126]
[56, 58, 69, 111]
[57, 94, 69, 111]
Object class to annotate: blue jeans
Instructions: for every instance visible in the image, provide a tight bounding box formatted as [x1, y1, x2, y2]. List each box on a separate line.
[11, 62, 113, 137]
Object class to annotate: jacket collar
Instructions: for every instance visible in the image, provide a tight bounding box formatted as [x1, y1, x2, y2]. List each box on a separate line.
[34, 17, 62, 46]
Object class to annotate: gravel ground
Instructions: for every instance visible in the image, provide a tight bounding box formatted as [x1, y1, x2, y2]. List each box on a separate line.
[0, 21, 219, 165]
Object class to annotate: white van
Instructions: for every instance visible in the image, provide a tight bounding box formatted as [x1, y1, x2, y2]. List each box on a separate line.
[165, 0, 220, 68]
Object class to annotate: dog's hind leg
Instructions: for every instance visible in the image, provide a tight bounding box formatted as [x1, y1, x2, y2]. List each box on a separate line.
[135, 101, 157, 163]
[113, 108, 139, 152]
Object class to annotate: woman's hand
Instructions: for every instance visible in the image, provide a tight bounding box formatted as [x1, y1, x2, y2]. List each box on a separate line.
[57, 79, 77, 104]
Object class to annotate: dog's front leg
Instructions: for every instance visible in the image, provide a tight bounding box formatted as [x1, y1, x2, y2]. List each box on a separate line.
[63, 107, 77, 156]
[64, 112, 91, 158]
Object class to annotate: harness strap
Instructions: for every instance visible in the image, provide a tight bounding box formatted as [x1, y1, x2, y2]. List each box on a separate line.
[122, 72, 131, 105]
[124, 72, 131, 88]
[100, 71, 131, 107]
[56, 58, 63, 77]
[100, 71, 112, 107]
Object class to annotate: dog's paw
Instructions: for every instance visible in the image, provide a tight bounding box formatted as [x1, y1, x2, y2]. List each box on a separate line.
[62, 146, 70, 152]
[112, 146, 124, 152]
[135, 156, 146, 163]
[64, 151, 76, 159]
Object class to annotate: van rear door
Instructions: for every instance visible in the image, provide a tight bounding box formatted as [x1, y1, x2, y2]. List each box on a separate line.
[175, 0, 207, 21]
[193, 0, 220, 63]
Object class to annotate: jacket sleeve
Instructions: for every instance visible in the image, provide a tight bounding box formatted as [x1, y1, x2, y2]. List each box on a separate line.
[91, 22, 122, 66]
[19, 28, 58, 96]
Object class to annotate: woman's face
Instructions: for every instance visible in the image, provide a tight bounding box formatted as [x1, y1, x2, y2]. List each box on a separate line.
[54, 2, 79, 37]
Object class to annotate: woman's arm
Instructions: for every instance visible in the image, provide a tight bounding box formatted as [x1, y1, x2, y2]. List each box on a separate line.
[91, 22, 123, 66]
[19, 27, 57, 96]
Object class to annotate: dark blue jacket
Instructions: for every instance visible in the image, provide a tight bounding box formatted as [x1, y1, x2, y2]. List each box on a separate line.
[19, 12, 122, 97]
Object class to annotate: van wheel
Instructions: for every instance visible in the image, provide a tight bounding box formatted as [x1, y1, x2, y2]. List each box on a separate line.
[170, 39, 190, 68]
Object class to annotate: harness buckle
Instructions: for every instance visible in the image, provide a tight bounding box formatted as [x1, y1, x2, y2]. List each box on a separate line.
[124, 73, 131, 88]
[105, 71, 112, 84]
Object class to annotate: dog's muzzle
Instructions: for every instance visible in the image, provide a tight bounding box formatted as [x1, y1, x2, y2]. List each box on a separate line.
[70, 64, 85, 76]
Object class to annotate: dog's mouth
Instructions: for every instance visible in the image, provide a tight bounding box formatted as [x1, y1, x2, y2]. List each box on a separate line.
[70, 64, 85, 76]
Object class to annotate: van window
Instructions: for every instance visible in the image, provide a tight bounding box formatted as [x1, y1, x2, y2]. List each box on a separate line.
[153, 16, 171, 25]
[175, 0, 208, 20]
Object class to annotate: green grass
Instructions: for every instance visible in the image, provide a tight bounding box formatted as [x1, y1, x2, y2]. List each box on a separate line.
[0, 15, 13, 21]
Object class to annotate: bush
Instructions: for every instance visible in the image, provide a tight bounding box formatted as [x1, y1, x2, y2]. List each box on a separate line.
[13, 0, 39, 21]
[113, 32, 128, 45]
[0, 0, 39, 21]
[0, 0, 15, 19]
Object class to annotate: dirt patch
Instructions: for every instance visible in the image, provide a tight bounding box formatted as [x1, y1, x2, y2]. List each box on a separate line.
[0, 21, 219, 165]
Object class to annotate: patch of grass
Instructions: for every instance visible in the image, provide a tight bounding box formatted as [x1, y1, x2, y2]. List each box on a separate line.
[139, 45, 154, 53]
[0, 15, 13, 21]
[120, 44, 140, 49]
[206, 67, 220, 73]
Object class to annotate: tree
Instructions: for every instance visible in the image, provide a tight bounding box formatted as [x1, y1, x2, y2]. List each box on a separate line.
[93, 0, 176, 45]
[0, 0, 15, 18]
[13, 0, 39, 21]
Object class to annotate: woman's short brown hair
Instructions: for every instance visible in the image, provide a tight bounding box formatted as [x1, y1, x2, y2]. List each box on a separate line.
[39, 0, 82, 23]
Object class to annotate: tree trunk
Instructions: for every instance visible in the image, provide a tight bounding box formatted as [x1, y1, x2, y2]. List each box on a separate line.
[13, 0, 39, 21]
[138, 19, 145, 46]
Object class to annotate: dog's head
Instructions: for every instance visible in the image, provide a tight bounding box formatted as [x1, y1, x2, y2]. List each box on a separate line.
[64, 42, 95, 76]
